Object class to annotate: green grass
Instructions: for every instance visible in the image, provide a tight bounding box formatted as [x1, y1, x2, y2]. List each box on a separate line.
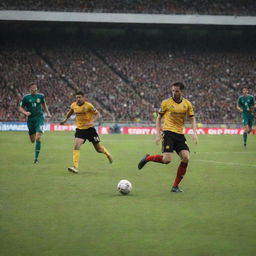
[0, 132, 256, 256]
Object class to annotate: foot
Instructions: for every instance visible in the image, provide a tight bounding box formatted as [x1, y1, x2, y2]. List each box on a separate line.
[244, 143, 247, 148]
[68, 167, 79, 174]
[106, 153, 113, 164]
[171, 186, 183, 193]
[34, 159, 39, 164]
[138, 154, 149, 170]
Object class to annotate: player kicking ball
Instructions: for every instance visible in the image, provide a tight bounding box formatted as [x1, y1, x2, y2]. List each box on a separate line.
[60, 91, 112, 173]
[138, 82, 198, 192]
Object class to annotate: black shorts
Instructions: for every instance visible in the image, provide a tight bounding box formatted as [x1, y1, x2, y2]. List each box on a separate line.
[162, 131, 189, 154]
[75, 127, 100, 144]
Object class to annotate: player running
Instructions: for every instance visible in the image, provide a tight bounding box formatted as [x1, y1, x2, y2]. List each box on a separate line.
[236, 87, 255, 147]
[19, 83, 51, 163]
[60, 91, 112, 174]
[138, 82, 198, 192]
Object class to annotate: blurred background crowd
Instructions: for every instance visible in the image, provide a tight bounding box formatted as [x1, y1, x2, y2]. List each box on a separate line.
[1, 0, 256, 15]
[1, 33, 255, 124]
[0, 1, 255, 124]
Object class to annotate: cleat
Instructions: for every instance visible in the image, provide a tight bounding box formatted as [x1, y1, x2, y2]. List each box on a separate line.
[138, 154, 149, 170]
[171, 186, 183, 193]
[106, 153, 113, 164]
[34, 159, 39, 164]
[244, 144, 247, 148]
[68, 167, 79, 174]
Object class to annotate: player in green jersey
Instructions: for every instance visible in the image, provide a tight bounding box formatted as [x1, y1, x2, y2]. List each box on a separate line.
[236, 87, 255, 147]
[19, 83, 51, 163]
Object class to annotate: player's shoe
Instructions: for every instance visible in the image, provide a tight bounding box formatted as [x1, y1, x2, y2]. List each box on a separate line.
[171, 186, 183, 193]
[138, 154, 149, 170]
[244, 143, 247, 148]
[68, 167, 79, 174]
[34, 159, 39, 164]
[106, 153, 113, 164]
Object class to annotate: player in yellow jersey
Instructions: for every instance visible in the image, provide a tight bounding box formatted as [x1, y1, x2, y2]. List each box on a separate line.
[60, 91, 112, 173]
[138, 82, 198, 192]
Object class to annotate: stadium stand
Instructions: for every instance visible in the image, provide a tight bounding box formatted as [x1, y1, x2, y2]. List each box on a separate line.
[0, 33, 255, 124]
[1, 0, 256, 16]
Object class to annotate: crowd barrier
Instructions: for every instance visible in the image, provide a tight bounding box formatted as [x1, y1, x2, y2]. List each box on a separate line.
[1, 122, 256, 135]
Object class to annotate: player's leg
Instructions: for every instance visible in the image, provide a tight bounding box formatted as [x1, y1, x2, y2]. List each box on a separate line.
[171, 150, 190, 192]
[29, 134, 36, 143]
[27, 120, 36, 143]
[34, 118, 44, 163]
[138, 131, 172, 169]
[68, 137, 84, 173]
[242, 113, 249, 147]
[93, 143, 113, 163]
[34, 132, 42, 163]
[87, 127, 113, 163]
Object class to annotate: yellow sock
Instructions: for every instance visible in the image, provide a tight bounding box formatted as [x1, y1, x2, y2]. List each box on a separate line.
[102, 146, 113, 163]
[102, 146, 110, 156]
[73, 150, 80, 169]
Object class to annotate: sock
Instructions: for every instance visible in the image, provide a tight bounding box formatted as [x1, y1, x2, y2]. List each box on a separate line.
[73, 150, 80, 169]
[173, 162, 188, 187]
[35, 141, 41, 160]
[102, 146, 111, 157]
[243, 132, 247, 145]
[146, 155, 163, 163]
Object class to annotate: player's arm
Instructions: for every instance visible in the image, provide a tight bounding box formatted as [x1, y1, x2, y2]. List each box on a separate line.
[42, 101, 51, 117]
[60, 109, 74, 125]
[190, 115, 198, 144]
[19, 105, 31, 117]
[155, 114, 163, 145]
[236, 98, 243, 112]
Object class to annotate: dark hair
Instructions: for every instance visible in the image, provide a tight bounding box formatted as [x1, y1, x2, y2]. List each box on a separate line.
[75, 91, 84, 96]
[29, 82, 37, 87]
[242, 87, 249, 91]
[172, 82, 185, 90]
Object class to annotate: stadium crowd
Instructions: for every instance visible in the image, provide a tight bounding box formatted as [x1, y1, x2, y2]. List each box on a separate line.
[1, 0, 256, 16]
[0, 37, 255, 124]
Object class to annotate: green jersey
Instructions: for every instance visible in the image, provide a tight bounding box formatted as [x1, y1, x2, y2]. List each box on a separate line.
[237, 95, 255, 113]
[20, 93, 45, 119]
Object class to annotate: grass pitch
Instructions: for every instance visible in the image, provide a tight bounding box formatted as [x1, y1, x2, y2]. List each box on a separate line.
[0, 132, 255, 256]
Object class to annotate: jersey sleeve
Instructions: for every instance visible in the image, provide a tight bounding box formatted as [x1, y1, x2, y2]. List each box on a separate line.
[88, 103, 98, 114]
[70, 102, 75, 110]
[187, 101, 194, 117]
[158, 100, 167, 115]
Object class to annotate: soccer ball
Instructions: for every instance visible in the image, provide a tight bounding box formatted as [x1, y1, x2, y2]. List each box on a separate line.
[117, 179, 132, 195]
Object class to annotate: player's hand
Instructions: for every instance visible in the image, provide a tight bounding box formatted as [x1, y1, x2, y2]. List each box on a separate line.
[46, 113, 52, 118]
[60, 120, 66, 125]
[155, 134, 161, 145]
[192, 133, 198, 144]
[25, 111, 31, 116]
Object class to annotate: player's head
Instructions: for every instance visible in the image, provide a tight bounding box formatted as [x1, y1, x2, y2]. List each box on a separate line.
[171, 82, 185, 100]
[29, 83, 38, 95]
[242, 87, 249, 95]
[75, 91, 85, 105]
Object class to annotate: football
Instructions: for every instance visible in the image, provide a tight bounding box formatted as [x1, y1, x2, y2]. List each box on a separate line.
[117, 179, 132, 195]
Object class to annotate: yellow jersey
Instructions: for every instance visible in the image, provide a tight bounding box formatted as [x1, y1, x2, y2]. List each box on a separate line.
[71, 101, 98, 130]
[159, 97, 194, 134]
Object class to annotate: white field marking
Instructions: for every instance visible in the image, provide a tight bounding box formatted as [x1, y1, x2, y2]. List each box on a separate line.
[193, 159, 256, 168]
[193, 151, 255, 154]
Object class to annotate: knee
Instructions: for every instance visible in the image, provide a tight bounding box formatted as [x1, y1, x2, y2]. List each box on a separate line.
[181, 155, 190, 163]
[162, 155, 171, 164]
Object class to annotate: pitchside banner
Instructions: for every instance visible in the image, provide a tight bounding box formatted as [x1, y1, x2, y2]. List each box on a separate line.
[1, 123, 255, 134]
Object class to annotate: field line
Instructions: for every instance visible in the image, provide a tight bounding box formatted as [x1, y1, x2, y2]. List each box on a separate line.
[194, 151, 255, 154]
[193, 159, 256, 167]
